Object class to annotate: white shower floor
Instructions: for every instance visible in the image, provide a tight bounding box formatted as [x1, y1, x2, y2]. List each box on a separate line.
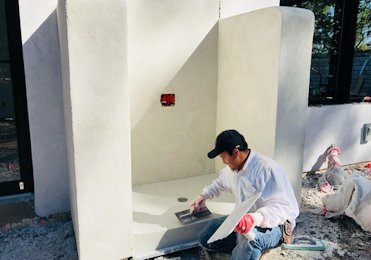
[132, 173, 235, 259]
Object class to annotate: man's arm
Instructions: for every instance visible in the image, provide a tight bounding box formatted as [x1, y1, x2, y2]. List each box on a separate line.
[201, 172, 230, 200]
[190, 171, 230, 212]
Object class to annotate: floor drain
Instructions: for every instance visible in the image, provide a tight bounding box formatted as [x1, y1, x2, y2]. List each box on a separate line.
[177, 197, 188, 202]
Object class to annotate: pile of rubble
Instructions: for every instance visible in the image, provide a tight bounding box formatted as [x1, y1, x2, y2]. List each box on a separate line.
[249, 147, 370, 259]
[261, 167, 371, 260]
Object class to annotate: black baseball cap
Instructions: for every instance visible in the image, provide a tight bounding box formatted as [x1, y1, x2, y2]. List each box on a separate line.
[207, 130, 248, 159]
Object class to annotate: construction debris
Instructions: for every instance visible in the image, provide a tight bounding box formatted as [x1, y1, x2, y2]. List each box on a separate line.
[260, 169, 371, 260]
[323, 174, 371, 232]
[318, 145, 347, 192]
[318, 145, 370, 193]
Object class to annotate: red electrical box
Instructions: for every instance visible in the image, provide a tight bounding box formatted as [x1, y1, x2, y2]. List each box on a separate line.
[161, 94, 175, 106]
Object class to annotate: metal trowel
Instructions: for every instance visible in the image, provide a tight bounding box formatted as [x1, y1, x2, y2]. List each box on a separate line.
[175, 207, 212, 224]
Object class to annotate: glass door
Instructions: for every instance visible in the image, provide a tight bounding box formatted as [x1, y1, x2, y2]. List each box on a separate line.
[0, 0, 33, 196]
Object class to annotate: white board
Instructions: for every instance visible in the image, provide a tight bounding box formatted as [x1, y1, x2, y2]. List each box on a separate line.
[207, 192, 262, 244]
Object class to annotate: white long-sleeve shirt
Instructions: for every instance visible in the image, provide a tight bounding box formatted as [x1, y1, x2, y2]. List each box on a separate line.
[201, 150, 299, 229]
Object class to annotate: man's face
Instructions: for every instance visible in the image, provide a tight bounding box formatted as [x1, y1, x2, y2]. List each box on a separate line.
[219, 150, 239, 171]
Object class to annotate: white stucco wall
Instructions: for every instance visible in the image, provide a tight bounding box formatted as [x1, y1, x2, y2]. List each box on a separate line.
[128, 0, 220, 130]
[220, 0, 279, 18]
[12, 0, 370, 258]
[303, 103, 371, 171]
[16, 0, 282, 216]
[217, 7, 314, 201]
[273, 7, 314, 199]
[18, 0, 69, 216]
[57, 0, 132, 259]
[217, 8, 280, 159]
[131, 24, 218, 185]
[129, 0, 281, 185]
[127, 0, 279, 130]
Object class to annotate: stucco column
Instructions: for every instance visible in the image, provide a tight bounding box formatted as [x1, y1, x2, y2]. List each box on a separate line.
[57, 0, 132, 259]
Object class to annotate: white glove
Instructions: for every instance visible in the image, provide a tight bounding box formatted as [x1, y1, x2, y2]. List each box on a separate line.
[190, 195, 206, 213]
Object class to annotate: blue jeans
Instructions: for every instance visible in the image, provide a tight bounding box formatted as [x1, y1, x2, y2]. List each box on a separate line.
[198, 216, 282, 260]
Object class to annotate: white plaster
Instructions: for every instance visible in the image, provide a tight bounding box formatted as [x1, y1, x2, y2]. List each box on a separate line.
[303, 103, 371, 171]
[131, 23, 218, 185]
[217, 7, 280, 160]
[127, 0, 219, 129]
[128, 0, 279, 131]
[274, 7, 315, 200]
[217, 7, 314, 201]
[220, 0, 279, 18]
[57, 0, 132, 259]
[132, 173, 234, 259]
[18, 0, 57, 43]
[14, 0, 370, 258]
[18, 0, 70, 216]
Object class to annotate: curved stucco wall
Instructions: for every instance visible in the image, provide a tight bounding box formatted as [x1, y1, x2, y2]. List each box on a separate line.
[220, 0, 279, 18]
[217, 7, 314, 201]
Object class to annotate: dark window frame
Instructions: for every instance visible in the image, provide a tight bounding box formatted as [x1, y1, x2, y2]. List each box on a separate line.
[281, 0, 362, 105]
[0, 0, 34, 196]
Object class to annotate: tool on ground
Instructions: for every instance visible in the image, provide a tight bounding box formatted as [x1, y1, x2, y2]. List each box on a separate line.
[175, 207, 212, 224]
[282, 235, 326, 251]
[207, 192, 262, 244]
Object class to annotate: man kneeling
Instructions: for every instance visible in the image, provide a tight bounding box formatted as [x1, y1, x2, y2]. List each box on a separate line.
[190, 130, 299, 260]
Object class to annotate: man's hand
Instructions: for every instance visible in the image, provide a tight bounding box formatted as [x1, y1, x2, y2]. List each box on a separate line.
[234, 213, 255, 234]
[190, 195, 206, 213]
